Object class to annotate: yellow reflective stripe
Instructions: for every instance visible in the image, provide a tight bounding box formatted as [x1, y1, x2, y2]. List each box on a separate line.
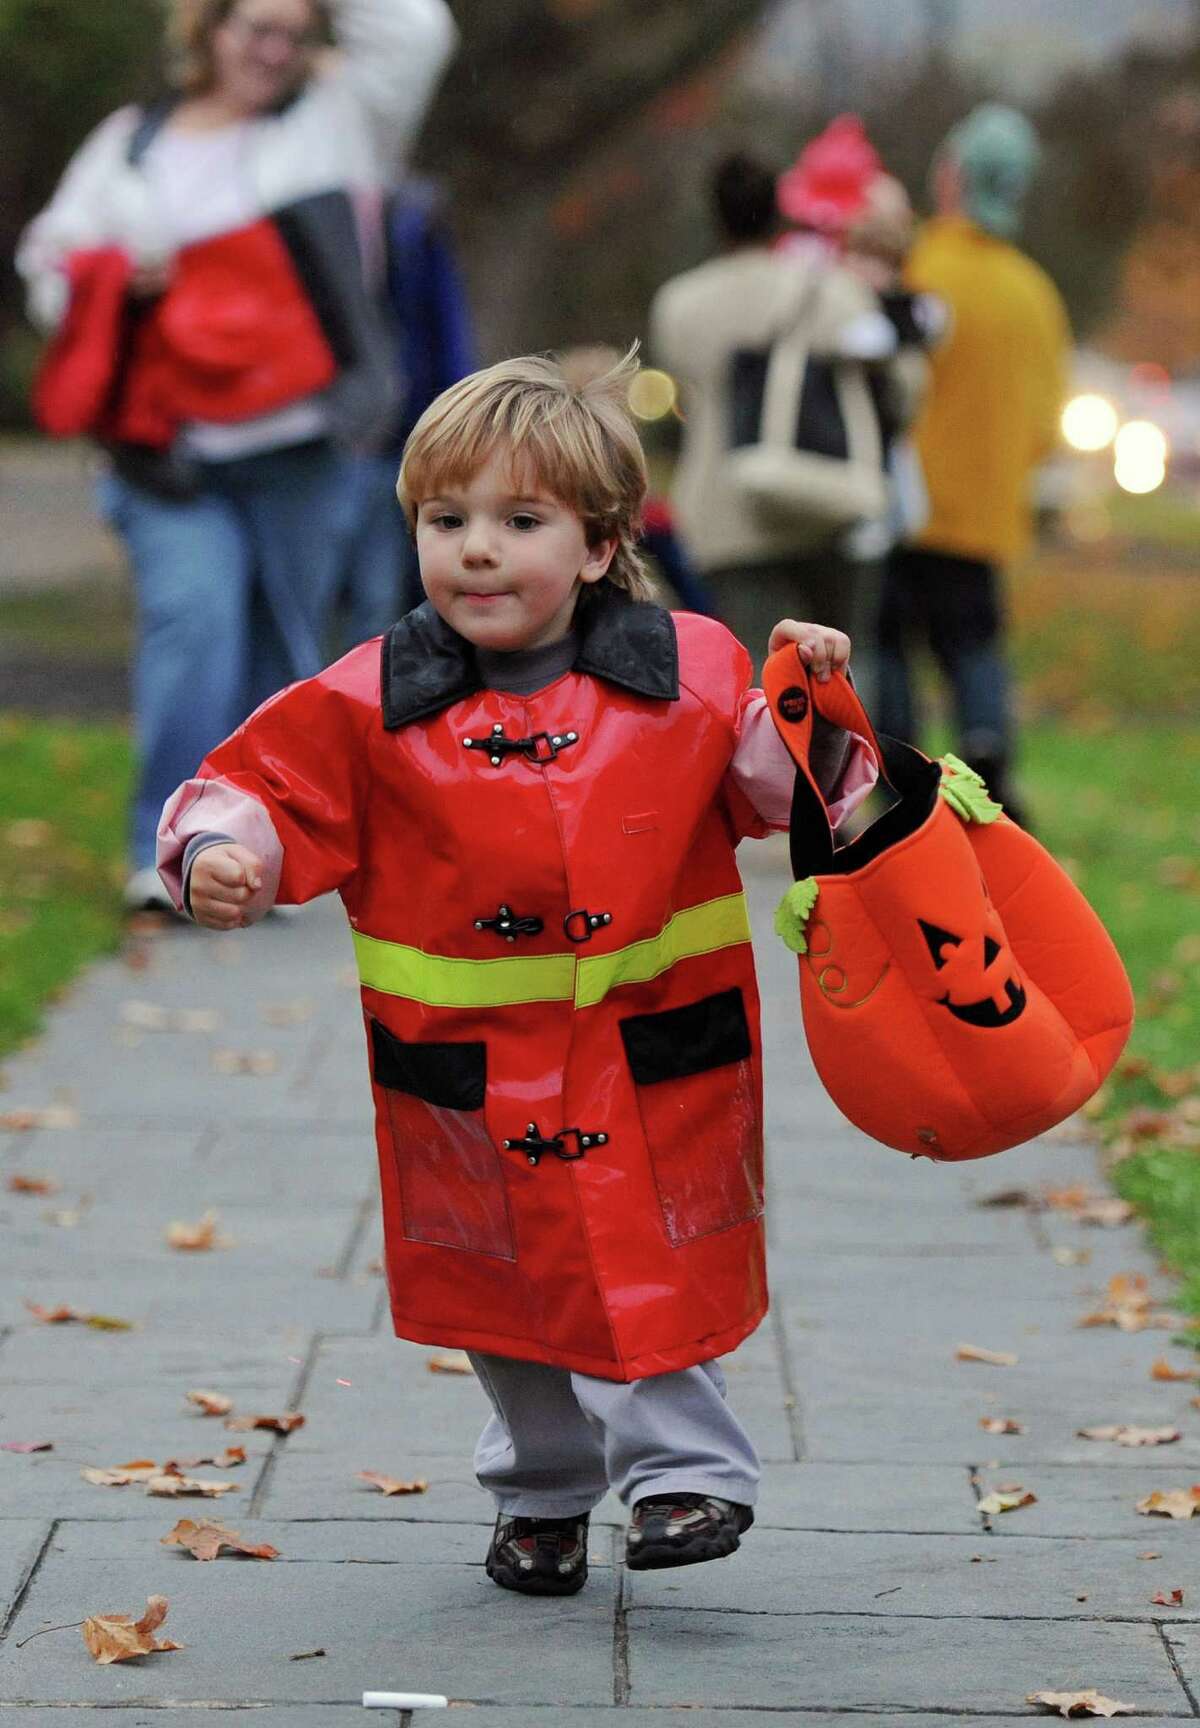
[351, 892, 751, 1011]
[574, 893, 750, 1009]
[352, 931, 575, 1007]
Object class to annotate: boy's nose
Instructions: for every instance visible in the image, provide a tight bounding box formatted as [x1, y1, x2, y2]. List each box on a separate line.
[461, 524, 499, 564]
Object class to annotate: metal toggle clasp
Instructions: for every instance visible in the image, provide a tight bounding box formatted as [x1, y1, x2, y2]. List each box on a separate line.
[503, 1123, 609, 1166]
[474, 904, 544, 942]
[462, 725, 579, 767]
[563, 908, 613, 943]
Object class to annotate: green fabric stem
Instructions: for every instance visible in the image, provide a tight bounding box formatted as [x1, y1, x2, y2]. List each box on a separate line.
[775, 877, 820, 954]
[938, 753, 1004, 824]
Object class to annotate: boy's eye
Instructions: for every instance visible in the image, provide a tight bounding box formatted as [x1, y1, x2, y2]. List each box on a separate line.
[509, 513, 541, 532]
[430, 512, 462, 530]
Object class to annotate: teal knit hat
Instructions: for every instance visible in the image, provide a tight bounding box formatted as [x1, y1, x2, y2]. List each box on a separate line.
[942, 103, 1040, 238]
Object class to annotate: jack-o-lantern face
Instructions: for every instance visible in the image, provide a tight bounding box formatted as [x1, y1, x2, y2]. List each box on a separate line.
[918, 913, 1027, 1028]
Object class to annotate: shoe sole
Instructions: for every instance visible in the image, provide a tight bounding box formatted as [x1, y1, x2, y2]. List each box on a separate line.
[625, 1509, 754, 1572]
[485, 1555, 587, 1596]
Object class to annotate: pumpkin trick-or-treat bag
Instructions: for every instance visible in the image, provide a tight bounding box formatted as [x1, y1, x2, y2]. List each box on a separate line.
[763, 645, 1133, 1160]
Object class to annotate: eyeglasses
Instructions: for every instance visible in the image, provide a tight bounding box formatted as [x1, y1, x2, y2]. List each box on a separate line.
[227, 12, 320, 52]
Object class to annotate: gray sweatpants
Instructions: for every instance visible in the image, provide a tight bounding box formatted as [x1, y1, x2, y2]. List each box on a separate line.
[469, 1352, 761, 1518]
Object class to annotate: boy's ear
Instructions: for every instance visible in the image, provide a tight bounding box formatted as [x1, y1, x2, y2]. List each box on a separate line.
[580, 535, 618, 584]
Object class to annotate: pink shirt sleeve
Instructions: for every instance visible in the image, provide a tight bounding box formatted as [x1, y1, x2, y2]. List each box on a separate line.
[157, 777, 283, 922]
[729, 691, 878, 833]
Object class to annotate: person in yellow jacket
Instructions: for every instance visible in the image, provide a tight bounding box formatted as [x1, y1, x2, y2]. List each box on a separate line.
[876, 104, 1070, 825]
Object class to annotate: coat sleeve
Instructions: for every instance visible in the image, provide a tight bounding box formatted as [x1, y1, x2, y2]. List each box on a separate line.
[15, 106, 140, 331]
[156, 668, 372, 920]
[326, 0, 458, 163]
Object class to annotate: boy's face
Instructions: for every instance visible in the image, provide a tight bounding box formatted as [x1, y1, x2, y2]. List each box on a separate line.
[415, 449, 616, 653]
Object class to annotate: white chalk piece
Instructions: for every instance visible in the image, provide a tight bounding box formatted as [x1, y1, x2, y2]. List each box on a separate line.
[362, 1695, 448, 1711]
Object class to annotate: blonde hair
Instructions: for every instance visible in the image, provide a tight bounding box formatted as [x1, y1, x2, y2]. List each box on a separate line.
[167, 0, 329, 95]
[398, 345, 653, 601]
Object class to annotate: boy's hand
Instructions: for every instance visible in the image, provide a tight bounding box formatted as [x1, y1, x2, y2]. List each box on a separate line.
[767, 619, 851, 683]
[189, 844, 264, 930]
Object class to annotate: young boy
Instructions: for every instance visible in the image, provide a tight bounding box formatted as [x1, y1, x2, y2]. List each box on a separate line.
[157, 349, 874, 1597]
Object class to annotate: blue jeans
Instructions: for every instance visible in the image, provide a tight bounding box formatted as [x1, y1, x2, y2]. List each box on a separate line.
[99, 441, 350, 869]
[333, 451, 421, 650]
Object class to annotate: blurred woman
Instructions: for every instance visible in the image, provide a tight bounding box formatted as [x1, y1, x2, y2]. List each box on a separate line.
[18, 0, 456, 908]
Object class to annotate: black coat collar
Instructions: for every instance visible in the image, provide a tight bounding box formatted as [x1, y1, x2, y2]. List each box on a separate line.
[380, 583, 679, 730]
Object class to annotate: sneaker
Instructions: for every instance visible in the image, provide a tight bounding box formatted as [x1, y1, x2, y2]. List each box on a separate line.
[485, 1512, 590, 1596]
[625, 1493, 753, 1571]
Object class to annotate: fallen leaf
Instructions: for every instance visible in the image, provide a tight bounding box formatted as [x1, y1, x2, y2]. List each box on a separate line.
[1151, 1588, 1184, 1607]
[0, 1103, 80, 1131]
[260, 999, 314, 1026]
[290, 1648, 326, 1661]
[212, 1048, 279, 1076]
[1026, 1690, 1135, 1719]
[1136, 1486, 1200, 1520]
[1137, 1551, 1162, 1560]
[1052, 1246, 1091, 1267]
[161, 1518, 278, 1561]
[145, 1473, 237, 1498]
[1077, 1425, 1181, 1447]
[186, 1389, 233, 1417]
[978, 1487, 1037, 1515]
[25, 1303, 133, 1330]
[166, 1211, 231, 1252]
[1077, 1272, 1178, 1333]
[120, 1000, 219, 1033]
[1040, 1185, 1134, 1228]
[1, 1440, 53, 1453]
[83, 1312, 135, 1332]
[81, 1461, 160, 1487]
[956, 1343, 1018, 1367]
[975, 1187, 1031, 1209]
[5, 818, 53, 848]
[427, 1351, 474, 1375]
[980, 1417, 1024, 1435]
[161, 1447, 246, 1472]
[6, 1173, 59, 1195]
[1151, 1357, 1199, 1383]
[224, 1412, 305, 1434]
[82, 1595, 181, 1665]
[357, 1470, 429, 1496]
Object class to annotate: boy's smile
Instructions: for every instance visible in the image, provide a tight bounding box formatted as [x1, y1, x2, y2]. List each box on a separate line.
[415, 450, 616, 652]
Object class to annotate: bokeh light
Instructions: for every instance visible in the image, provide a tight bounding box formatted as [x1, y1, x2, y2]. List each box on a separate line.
[1061, 393, 1119, 452]
[1113, 419, 1168, 494]
[628, 368, 677, 421]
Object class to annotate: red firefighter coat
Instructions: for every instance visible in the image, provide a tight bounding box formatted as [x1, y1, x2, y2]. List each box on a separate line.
[163, 589, 789, 1379]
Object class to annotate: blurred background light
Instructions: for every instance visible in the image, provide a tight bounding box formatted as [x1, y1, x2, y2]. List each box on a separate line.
[628, 368, 678, 422]
[1113, 418, 1168, 494]
[1061, 393, 1119, 452]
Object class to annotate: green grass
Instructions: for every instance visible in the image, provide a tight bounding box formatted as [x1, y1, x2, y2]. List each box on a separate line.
[0, 714, 134, 1058]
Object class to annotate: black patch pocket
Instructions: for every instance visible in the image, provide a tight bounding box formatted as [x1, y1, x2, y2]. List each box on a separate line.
[371, 1019, 486, 1111]
[620, 988, 752, 1085]
[619, 989, 761, 1247]
[369, 1019, 511, 1260]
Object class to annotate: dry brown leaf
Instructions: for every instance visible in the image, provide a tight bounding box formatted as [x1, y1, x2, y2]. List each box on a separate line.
[1151, 1588, 1184, 1607]
[1040, 1185, 1134, 1228]
[120, 1000, 219, 1033]
[166, 1211, 231, 1252]
[260, 999, 314, 1026]
[25, 1302, 133, 1330]
[427, 1351, 474, 1375]
[6, 1173, 59, 1195]
[145, 1473, 237, 1498]
[212, 1048, 279, 1076]
[83, 1595, 181, 1665]
[186, 1389, 233, 1417]
[975, 1187, 1031, 1209]
[1052, 1246, 1091, 1267]
[1077, 1273, 1179, 1334]
[81, 1460, 160, 1488]
[1, 1440, 53, 1453]
[1151, 1357, 1199, 1383]
[1137, 1551, 1162, 1560]
[979, 1417, 1024, 1435]
[0, 1103, 80, 1132]
[956, 1343, 1018, 1367]
[224, 1412, 305, 1434]
[1136, 1486, 1200, 1520]
[161, 1518, 278, 1561]
[5, 817, 54, 849]
[161, 1447, 246, 1472]
[1026, 1690, 1135, 1718]
[1077, 1424, 1181, 1447]
[978, 1486, 1037, 1515]
[357, 1470, 429, 1496]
